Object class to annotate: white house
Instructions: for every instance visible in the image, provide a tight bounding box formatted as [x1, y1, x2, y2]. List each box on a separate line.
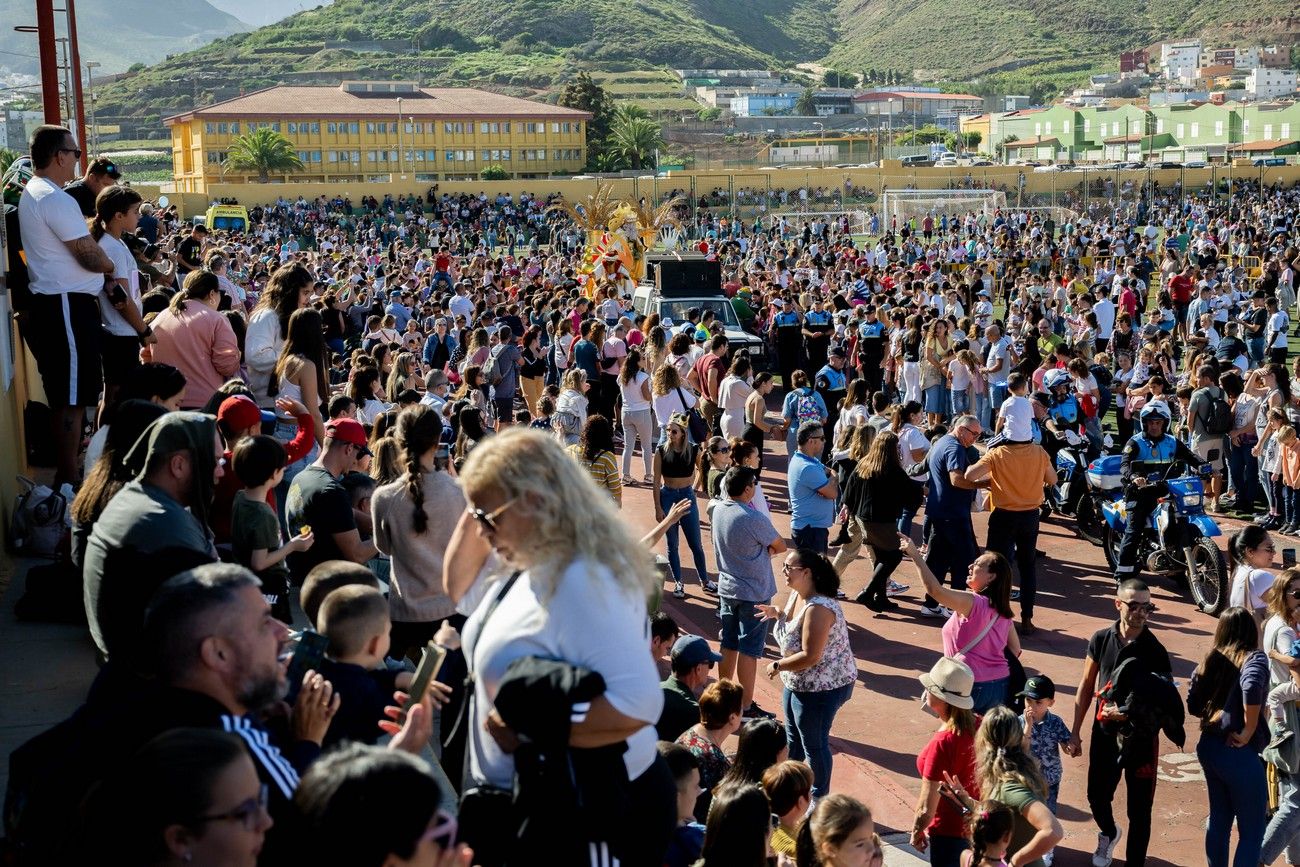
[1247, 68, 1299, 100]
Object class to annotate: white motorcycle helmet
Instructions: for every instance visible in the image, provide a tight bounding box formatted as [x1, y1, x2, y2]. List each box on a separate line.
[1043, 369, 1071, 391]
[1139, 400, 1171, 431]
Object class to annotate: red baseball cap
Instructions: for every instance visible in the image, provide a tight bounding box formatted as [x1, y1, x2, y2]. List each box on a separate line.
[218, 395, 264, 432]
[326, 418, 371, 456]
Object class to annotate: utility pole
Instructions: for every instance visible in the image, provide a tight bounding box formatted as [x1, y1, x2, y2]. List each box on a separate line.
[84, 60, 99, 153]
[396, 95, 404, 179]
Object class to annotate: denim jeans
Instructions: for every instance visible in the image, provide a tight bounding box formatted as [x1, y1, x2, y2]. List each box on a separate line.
[792, 525, 829, 554]
[1196, 734, 1266, 867]
[951, 388, 969, 416]
[1228, 441, 1258, 510]
[987, 508, 1040, 619]
[782, 682, 854, 799]
[974, 390, 990, 430]
[1249, 336, 1266, 366]
[923, 515, 976, 606]
[658, 485, 710, 586]
[970, 676, 1009, 715]
[1261, 769, 1300, 865]
[989, 383, 1009, 417]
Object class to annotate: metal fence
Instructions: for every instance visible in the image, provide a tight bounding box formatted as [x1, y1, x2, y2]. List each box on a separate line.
[625, 163, 1298, 226]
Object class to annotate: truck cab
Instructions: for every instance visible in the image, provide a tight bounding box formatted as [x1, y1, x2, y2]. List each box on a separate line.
[629, 253, 767, 365]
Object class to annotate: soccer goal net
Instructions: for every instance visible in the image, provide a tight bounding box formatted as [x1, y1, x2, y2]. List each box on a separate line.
[768, 209, 870, 237]
[881, 190, 1008, 229]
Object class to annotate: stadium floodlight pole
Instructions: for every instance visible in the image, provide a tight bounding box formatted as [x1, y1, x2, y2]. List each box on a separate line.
[18, 4, 60, 128]
[813, 121, 824, 167]
[84, 60, 99, 153]
[65, 0, 87, 172]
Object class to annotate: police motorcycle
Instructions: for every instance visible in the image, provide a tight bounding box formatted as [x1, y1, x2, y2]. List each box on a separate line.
[1100, 401, 1228, 614]
[1036, 370, 1108, 543]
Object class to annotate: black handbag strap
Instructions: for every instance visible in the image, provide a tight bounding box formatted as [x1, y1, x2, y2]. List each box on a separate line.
[443, 570, 521, 748]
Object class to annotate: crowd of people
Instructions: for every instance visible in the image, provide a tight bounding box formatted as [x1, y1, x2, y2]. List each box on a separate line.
[4, 119, 1300, 866]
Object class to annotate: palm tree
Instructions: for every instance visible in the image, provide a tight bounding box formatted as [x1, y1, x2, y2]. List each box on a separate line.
[607, 115, 664, 171]
[224, 127, 303, 183]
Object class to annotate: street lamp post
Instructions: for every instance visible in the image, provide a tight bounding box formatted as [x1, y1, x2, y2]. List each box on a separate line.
[84, 60, 99, 152]
[395, 96, 404, 180]
[813, 121, 824, 168]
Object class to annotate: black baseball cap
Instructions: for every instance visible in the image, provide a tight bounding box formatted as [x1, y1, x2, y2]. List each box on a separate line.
[1016, 675, 1056, 700]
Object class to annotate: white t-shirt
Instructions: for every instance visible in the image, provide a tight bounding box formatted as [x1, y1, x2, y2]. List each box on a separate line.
[462, 558, 662, 789]
[986, 338, 1011, 385]
[948, 357, 972, 391]
[18, 175, 103, 296]
[899, 423, 930, 481]
[1270, 311, 1290, 349]
[619, 370, 651, 413]
[999, 394, 1034, 442]
[1231, 566, 1275, 613]
[97, 234, 141, 337]
[652, 387, 696, 427]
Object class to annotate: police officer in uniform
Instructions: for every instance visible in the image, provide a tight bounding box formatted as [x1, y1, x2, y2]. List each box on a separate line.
[1114, 400, 1202, 582]
[1040, 369, 1085, 456]
[855, 305, 887, 395]
[802, 298, 833, 379]
[815, 349, 849, 459]
[771, 298, 803, 389]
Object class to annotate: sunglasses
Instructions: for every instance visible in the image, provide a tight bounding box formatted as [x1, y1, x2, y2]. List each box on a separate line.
[420, 808, 458, 850]
[712, 445, 731, 454]
[1118, 599, 1157, 614]
[466, 498, 516, 533]
[1286, 589, 1300, 601]
[60, 147, 83, 159]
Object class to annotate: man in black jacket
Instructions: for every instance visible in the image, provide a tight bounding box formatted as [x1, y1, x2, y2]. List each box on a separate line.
[1068, 579, 1172, 867]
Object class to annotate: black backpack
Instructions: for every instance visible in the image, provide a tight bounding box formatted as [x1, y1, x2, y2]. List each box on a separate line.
[1199, 387, 1233, 436]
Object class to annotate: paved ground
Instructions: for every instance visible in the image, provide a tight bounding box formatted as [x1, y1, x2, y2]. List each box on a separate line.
[627, 434, 1247, 867]
[0, 429, 1255, 864]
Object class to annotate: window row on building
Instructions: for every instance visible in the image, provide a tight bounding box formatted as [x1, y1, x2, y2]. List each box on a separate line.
[202, 120, 582, 136]
[203, 148, 583, 167]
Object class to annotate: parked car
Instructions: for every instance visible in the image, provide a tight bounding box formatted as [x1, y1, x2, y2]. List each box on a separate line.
[1032, 164, 1065, 173]
[1184, 161, 1208, 168]
[1153, 161, 1183, 169]
[1254, 157, 1287, 167]
[969, 159, 994, 167]
[899, 154, 934, 167]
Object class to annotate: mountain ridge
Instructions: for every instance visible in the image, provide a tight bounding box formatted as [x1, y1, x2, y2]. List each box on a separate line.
[92, 0, 1300, 121]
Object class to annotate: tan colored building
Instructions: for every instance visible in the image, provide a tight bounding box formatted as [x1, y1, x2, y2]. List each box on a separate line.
[165, 81, 591, 192]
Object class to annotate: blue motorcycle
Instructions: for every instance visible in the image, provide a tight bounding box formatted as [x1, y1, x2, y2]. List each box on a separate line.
[1044, 430, 1107, 544]
[1100, 465, 1228, 614]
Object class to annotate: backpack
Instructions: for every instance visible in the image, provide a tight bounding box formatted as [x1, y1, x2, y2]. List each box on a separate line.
[1199, 388, 1233, 436]
[794, 389, 821, 426]
[9, 476, 67, 558]
[486, 346, 506, 387]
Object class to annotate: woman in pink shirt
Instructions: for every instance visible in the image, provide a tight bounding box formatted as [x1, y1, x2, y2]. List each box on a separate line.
[149, 271, 241, 409]
[901, 536, 1022, 713]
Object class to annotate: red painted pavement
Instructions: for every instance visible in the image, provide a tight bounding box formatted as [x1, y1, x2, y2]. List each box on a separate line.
[615, 432, 1261, 866]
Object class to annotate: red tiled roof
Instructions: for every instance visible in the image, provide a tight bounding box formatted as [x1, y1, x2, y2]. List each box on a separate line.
[1003, 136, 1059, 148]
[1227, 138, 1298, 152]
[166, 85, 592, 124]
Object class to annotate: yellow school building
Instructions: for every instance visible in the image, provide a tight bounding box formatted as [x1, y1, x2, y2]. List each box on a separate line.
[165, 81, 591, 192]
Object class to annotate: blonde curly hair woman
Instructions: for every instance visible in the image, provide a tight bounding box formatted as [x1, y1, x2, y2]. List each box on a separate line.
[452, 428, 674, 864]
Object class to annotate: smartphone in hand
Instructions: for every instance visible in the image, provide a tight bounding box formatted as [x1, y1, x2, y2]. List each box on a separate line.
[285, 630, 329, 688]
[400, 643, 448, 725]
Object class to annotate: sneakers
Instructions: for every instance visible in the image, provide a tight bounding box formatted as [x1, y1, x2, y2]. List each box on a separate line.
[702, 580, 720, 595]
[743, 701, 777, 721]
[1092, 828, 1122, 867]
[886, 580, 910, 597]
[672, 582, 686, 600]
[920, 604, 954, 619]
[1010, 588, 1021, 601]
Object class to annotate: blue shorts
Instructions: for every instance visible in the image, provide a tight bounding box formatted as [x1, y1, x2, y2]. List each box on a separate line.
[720, 598, 769, 658]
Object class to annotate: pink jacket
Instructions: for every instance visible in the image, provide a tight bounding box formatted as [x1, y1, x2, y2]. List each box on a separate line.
[151, 302, 242, 408]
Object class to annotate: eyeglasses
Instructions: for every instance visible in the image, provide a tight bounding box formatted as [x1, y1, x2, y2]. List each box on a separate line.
[466, 498, 516, 533]
[59, 147, 83, 159]
[420, 808, 458, 850]
[781, 561, 807, 573]
[1118, 599, 1157, 614]
[196, 784, 268, 832]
